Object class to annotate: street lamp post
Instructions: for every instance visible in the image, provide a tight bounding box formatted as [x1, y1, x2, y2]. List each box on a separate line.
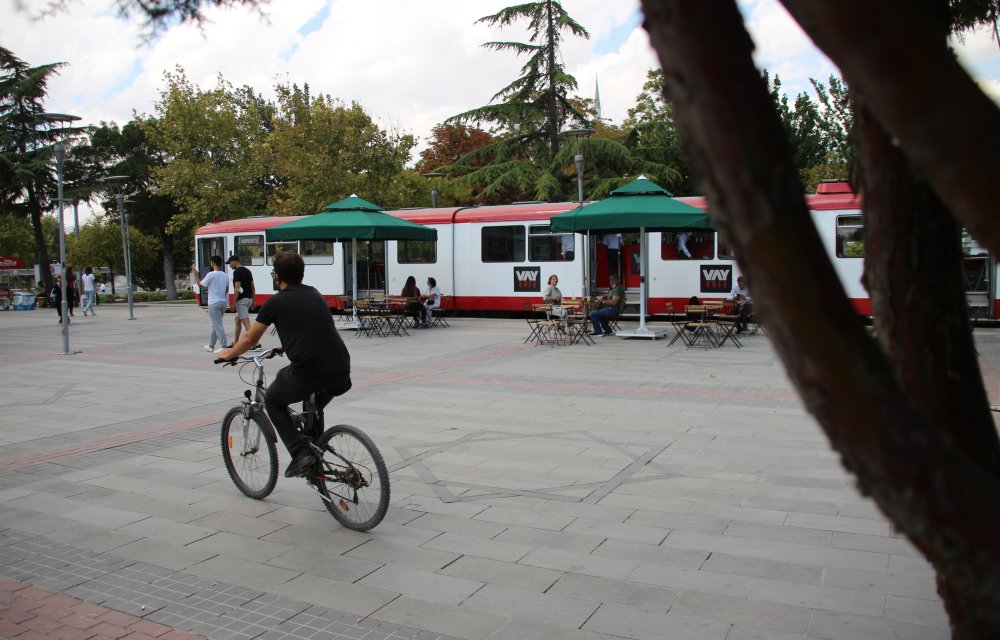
[421, 172, 444, 208]
[54, 142, 70, 354]
[38, 112, 81, 355]
[117, 193, 135, 320]
[103, 175, 134, 320]
[561, 127, 595, 297]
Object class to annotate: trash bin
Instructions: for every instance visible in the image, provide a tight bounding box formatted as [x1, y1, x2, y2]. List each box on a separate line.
[12, 291, 36, 310]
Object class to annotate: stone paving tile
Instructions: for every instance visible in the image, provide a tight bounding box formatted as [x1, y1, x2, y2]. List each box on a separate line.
[460, 583, 598, 629]
[547, 572, 678, 612]
[0, 309, 956, 639]
[582, 602, 730, 640]
[808, 609, 944, 640]
[518, 546, 638, 581]
[669, 591, 812, 635]
[358, 565, 483, 605]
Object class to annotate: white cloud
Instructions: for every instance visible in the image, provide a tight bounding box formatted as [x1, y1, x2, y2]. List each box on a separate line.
[4, 0, 999, 228]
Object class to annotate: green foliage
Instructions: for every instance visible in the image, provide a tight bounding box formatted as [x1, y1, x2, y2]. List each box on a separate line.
[0, 215, 34, 259]
[143, 67, 273, 230]
[67, 217, 122, 275]
[267, 83, 415, 214]
[67, 215, 162, 289]
[444, 1, 596, 202]
[621, 69, 694, 195]
[0, 46, 87, 290]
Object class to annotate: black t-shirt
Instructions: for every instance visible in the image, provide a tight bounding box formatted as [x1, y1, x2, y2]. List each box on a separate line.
[233, 266, 254, 301]
[256, 284, 350, 379]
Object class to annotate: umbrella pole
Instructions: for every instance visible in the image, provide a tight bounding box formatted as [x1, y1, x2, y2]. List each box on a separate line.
[616, 226, 666, 339]
[352, 238, 359, 323]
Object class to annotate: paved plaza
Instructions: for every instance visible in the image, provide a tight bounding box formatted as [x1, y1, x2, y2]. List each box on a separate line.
[2, 302, 985, 640]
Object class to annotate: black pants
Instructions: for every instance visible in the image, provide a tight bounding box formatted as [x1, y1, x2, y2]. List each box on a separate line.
[736, 302, 753, 331]
[265, 367, 352, 457]
[406, 301, 424, 325]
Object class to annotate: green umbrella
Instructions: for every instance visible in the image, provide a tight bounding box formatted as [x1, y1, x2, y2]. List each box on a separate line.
[549, 177, 713, 339]
[548, 177, 712, 234]
[267, 195, 437, 322]
[267, 195, 437, 241]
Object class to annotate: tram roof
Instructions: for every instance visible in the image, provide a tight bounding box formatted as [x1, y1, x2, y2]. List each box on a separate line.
[194, 182, 859, 235]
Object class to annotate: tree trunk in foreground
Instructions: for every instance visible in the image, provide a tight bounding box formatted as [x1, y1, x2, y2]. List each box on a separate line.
[855, 101, 1000, 636]
[640, 1, 1000, 636]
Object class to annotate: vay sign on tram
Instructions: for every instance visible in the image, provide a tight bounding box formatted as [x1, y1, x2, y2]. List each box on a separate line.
[700, 265, 732, 294]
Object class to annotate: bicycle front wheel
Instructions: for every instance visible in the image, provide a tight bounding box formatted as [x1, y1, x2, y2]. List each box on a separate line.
[313, 424, 390, 531]
[221, 406, 278, 499]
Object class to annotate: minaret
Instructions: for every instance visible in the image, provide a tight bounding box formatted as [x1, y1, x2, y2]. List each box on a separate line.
[594, 78, 602, 121]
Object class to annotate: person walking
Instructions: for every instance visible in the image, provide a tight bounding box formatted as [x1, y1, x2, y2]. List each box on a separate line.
[227, 255, 257, 347]
[81, 267, 96, 316]
[98, 281, 106, 305]
[65, 267, 78, 316]
[191, 256, 230, 352]
[51, 275, 67, 324]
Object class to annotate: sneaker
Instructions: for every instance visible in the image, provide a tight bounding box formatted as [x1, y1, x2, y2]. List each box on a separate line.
[251, 344, 262, 350]
[223, 344, 234, 349]
[601, 332, 614, 337]
[204, 345, 213, 352]
[284, 452, 317, 478]
[590, 331, 603, 336]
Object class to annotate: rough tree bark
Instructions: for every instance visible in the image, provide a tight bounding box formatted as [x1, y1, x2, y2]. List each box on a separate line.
[640, 1, 1000, 636]
[855, 101, 1000, 636]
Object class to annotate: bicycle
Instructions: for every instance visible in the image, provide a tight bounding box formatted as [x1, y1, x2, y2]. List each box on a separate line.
[215, 348, 390, 531]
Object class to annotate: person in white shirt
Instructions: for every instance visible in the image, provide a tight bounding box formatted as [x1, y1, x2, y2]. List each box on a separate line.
[191, 256, 230, 351]
[677, 232, 692, 259]
[81, 267, 97, 316]
[602, 233, 622, 278]
[421, 277, 442, 328]
[727, 275, 752, 333]
[560, 234, 575, 261]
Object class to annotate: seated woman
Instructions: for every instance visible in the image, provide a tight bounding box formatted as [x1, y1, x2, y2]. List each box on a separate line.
[421, 277, 441, 328]
[542, 274, 562, 304]
[401, 275, 423, 327]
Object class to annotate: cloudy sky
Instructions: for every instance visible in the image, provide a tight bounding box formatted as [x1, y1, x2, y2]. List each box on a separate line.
[3, 0, 999, 220]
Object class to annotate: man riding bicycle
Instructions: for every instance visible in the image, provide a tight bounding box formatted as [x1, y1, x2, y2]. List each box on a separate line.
[219, 252, 352, 478]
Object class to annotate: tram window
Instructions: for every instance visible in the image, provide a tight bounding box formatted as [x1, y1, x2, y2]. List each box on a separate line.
[482, 225, 526, 262]
[300, 240, 334, 264]
[528, 225, 573, 262]
[234, 235, 265, 266]
[836, 216, 864, 258]
[398, 240, 437, 264]
[266, 241, 299, 265]
[661, 231, 715, 260]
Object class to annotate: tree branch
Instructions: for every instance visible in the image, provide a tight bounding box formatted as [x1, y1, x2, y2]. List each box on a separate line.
[778, 0, 1000, 257]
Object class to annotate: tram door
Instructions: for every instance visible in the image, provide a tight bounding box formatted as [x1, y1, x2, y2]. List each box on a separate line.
[195, 237, 226, 306]
[623, 242, 642, 290]
[349, 240, 386, 299]
[964, 254, 992, 319]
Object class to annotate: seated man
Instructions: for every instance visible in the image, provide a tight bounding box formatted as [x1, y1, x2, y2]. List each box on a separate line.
[589, 274, 625, 336]
[727, 275, 753, 333]
[219, 252, 352, 478]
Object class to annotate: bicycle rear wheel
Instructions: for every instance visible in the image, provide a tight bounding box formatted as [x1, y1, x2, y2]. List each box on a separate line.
[221, 406, 278, 499]
[312, 424, 390, 531]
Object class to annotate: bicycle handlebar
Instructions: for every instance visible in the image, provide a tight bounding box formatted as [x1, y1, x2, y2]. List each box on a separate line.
[214, 347, 284, 366]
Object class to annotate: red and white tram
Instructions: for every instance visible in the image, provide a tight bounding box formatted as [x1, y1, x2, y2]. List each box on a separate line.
[193, 181, 996, 318]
